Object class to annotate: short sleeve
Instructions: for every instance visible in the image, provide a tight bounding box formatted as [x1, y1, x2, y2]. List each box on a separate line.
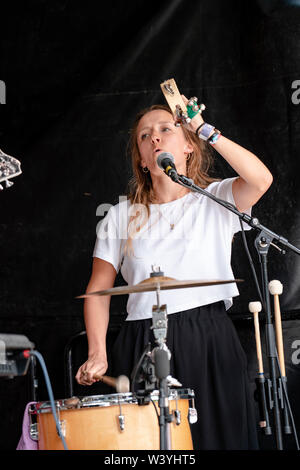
[93, 204, 124, 273]
[206, 177, 252, 235]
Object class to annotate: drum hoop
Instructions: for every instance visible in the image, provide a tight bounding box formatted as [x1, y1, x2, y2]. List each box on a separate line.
[30, 388, 194, 414]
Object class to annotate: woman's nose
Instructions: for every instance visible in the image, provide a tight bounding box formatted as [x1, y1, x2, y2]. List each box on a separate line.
[151, 132, 160, 143]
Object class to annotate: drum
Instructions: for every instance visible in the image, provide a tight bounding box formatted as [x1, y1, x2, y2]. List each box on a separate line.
[29, 388, 196, 450]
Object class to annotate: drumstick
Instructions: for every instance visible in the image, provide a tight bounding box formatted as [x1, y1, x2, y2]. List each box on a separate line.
[249, 302, 264, 375]
[249, 301, 271, 432]
[268, 280, 292, 434]
[93, 374, 130, 393]
[268, 280, 285, 377]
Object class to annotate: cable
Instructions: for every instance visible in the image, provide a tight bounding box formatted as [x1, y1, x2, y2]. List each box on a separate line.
[150, 398, 160, 420]
[24, 350, 68, 450]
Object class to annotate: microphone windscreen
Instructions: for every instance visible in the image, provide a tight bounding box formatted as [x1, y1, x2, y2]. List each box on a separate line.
[154, 348, 170, 379]
[157, 152, 174, 170]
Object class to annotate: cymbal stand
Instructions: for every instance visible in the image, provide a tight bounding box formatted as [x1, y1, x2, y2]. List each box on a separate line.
[151, 282, 173, 451]
[130, 268, 175, 450]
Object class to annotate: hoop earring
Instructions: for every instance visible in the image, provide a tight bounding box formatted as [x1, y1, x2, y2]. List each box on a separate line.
[142, 166, 149, 173]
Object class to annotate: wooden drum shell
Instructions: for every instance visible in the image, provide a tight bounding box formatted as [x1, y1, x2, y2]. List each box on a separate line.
[33, 391, 194, 450]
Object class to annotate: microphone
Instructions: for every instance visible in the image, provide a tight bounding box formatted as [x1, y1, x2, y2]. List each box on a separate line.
[157, 152, 179, 182]
[153, 347, 170, 380]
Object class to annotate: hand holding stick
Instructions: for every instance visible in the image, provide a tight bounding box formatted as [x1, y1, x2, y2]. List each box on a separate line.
[92, 374, 130, 393]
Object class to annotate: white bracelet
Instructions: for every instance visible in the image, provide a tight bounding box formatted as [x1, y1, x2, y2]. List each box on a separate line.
[198, 123, 215, 141]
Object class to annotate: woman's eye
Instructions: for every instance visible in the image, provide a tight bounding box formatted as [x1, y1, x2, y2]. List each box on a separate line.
[141, 133, 149, 140]
[162, 127, 171, 132]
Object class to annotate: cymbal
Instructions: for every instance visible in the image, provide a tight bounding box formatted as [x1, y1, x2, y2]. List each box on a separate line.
[76, 276, 243, 298]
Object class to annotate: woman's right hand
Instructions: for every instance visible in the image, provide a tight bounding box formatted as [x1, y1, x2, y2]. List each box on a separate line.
[75, 352, 108, 386]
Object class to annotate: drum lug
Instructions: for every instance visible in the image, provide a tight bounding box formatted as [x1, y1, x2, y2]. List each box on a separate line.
[118, 414, 125, 431]
[188, 407, 198, 424]
[173, 409, 181, 425]
[117, 399, 125, 431]
[188, 397, 198, 424]
[56, 403, 67, 437]
[30, 422, 39, 441]
[57, 420, 66, 437]
[29, 405, 39, 441]
[173, 391, 181, 425]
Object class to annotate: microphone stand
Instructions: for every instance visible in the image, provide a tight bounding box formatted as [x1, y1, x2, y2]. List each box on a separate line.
[172, 172, 300, 450]
[151, 276, 173, 451]
[130, 268, 174, 450]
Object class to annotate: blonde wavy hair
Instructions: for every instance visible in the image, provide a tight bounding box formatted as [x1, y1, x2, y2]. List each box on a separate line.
[124, 104, 219, 254]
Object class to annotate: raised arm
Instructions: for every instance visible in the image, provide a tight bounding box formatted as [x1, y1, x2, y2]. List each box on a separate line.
[182, 94, 273, 211]
[211, 136, 273, 212]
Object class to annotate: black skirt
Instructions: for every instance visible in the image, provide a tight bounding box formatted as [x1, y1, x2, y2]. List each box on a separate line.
[111, 301, 259, 450]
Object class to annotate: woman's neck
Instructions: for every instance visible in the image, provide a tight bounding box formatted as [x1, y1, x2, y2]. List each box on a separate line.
[151, 176, 190, 204]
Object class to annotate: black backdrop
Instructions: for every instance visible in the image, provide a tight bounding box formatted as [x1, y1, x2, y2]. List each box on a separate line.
[1, 0, 300, 451]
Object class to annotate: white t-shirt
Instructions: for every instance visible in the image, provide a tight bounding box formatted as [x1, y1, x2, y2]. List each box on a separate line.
[93, 177, 251, 321]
